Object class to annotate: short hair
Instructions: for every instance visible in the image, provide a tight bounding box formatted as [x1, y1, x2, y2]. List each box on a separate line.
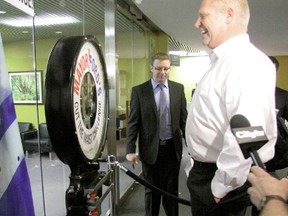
[269, 56, 279, 71]
[151, 53, 170, 66]
[214, 0, 250, 30]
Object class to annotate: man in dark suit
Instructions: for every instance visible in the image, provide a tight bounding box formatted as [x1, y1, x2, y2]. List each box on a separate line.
[269, 56, 288, 120]
[126, 52, 187, 216]
[266, 56, 288, 172]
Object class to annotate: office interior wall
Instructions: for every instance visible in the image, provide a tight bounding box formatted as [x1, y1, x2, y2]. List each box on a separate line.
[4, 38, 60, 126]
[4, 36, 150, 127]
[169, 56, 210, 102]
[6, 38, 287, 127]
[170, 55, 288, 102]
[277, 56, 288, 91]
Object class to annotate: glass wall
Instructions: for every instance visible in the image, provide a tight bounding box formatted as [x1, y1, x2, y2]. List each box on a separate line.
[0, 0, 159, 215]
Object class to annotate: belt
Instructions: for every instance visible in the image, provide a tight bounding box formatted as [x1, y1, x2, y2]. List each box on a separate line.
[159, 138, 173, 146]
[193, 160, 217, 168]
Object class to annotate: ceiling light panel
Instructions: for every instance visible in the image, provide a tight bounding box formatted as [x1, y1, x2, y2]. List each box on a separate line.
[0, 15, 80, 27]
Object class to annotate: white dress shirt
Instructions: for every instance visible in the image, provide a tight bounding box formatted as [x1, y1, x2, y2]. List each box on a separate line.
[185, 34, 277, 199]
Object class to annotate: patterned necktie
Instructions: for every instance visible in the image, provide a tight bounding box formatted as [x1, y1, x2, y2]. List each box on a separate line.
[159, 84, 167, 140]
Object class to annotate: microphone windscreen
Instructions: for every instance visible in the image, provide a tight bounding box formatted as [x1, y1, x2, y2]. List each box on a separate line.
[230, 114, 251, 129]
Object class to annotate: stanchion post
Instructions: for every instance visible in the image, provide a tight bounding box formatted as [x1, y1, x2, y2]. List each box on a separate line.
[108, 155, 119, 216]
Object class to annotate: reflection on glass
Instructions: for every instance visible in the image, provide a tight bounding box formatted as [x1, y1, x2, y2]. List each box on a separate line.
[116, 16, 148, 199]
[1, 0, 152, 214]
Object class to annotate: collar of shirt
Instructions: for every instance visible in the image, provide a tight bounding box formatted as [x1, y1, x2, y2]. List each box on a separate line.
[151, 78, 169, 90]
[212, 34, 250, 61]
[209, 51, 218, 64]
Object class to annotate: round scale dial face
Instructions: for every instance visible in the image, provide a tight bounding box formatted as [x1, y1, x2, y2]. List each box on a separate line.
[45, 35, 108, 165]
[73, 41, 107, 160]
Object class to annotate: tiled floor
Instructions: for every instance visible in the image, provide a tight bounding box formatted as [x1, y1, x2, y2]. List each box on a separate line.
[118, 144, 191, 216]
[118, 147, 288, 216]
[26, 153, 70, 216]
[26, 145, 288, 216]
[26, 141, 141, 216]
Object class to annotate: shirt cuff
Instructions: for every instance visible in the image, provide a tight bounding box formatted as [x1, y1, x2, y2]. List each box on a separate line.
[211, 178, 233, 198]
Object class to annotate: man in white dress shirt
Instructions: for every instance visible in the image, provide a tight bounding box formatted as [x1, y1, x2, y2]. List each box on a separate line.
[185, 0, 277, 215]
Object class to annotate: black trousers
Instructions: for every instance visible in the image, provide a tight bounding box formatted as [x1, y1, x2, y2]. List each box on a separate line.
[186, 160, 251, 216]
[142, 139, 181, 216]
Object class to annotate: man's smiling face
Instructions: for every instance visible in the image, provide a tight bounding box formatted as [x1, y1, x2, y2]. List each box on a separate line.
[194, 0, 229, 49]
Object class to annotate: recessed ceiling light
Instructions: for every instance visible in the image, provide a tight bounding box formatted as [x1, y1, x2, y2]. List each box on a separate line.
[0, 16, 79, 27]
[169, 50, 208, 57]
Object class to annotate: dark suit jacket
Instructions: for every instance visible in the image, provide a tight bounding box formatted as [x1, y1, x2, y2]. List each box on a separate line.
[276, 87, 288, 119]
[126, 79, 187, 165]
[266, 87, 288, 171]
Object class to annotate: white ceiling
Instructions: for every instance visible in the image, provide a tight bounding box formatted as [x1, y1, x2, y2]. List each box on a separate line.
[135, 0, 288, 56]
[1, 0, 287, 57]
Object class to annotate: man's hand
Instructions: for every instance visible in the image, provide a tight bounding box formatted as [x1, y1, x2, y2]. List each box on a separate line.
[248, 166, 288, 209]
[126, 153, 138, 164]
[214, 196, 221, 203]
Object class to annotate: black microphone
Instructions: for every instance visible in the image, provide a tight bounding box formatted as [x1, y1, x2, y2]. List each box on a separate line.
[230, 114, 267, 169]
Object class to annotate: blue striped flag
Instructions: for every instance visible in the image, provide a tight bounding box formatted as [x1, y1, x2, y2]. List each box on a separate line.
[0, 34, 35, 215]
